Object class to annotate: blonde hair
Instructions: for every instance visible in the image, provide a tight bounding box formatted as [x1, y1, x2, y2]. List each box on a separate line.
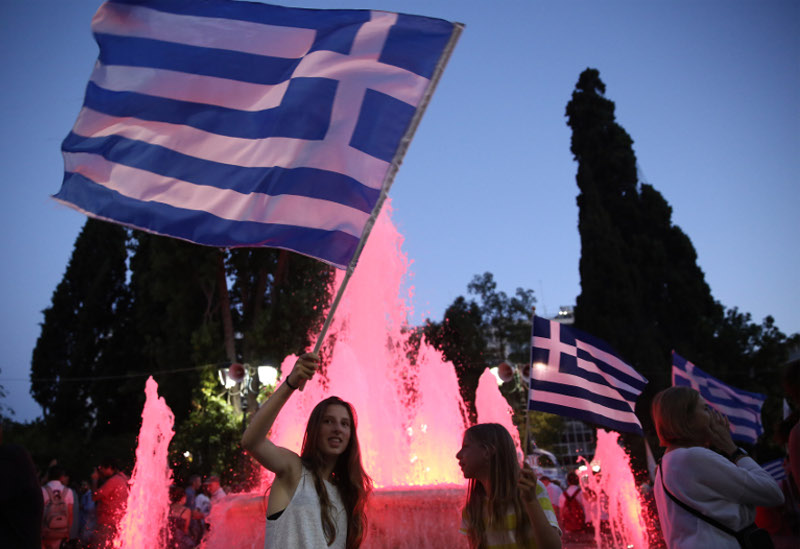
[461, 424, 529, 549]
[651, 386, 704, 447]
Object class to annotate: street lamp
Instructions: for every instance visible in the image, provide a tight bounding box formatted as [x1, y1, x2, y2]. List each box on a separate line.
[217, 363, 279, 411]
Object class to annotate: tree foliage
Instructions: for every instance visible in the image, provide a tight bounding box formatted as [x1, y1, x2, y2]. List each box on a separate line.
[29, 220, 334, 470]
[31, 219, 141, 437]
[169, 366, 254, 489]
[129, 233, 225, 425]
[424, 272, 536, 424]
[565, 68, 799, 452]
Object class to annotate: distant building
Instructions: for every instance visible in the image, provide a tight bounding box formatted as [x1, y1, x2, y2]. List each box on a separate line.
[552, 419, 596, 469]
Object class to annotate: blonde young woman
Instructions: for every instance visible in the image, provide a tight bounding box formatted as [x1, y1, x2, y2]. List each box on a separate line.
[652, 386, 784, 548]
[456, 423, 562, 549]
[241, 353, 372, 549]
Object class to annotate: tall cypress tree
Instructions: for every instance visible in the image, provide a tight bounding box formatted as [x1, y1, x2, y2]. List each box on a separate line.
[565, 68, 691, 388]
[31, 219, 140, 435]
[565, 68, 798, 448]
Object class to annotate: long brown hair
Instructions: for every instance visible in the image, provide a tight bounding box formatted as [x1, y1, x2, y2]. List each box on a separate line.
[461, 423, 530, 549]
[300, 396, 372, 549]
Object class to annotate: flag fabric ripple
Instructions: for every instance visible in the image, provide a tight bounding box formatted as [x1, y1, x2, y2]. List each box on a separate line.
[55, 0, 458, 268]
[672, 351, 766, 445]
[760, 458, 787, 483]
[529, 316, 648, 436]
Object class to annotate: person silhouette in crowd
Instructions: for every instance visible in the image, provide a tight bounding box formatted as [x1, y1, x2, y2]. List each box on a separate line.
[41, 464, 74, 549]
[203, 475, 226, 505]
[539, 475, 563, 523]
[0, 423, 44, 548]
[90, 457, 129, 549]
[168, 485, 196, 549]
[184, 475, 201, 512]
[59, 469, 80, 542]
[78, 480, 96, 545]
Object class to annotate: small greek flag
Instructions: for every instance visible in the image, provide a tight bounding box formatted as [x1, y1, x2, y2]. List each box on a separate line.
[760, 458, 787, 483]
[55, 0, 460, 268]
[672, 352, 766, 444]
[529, 316, 648, 436]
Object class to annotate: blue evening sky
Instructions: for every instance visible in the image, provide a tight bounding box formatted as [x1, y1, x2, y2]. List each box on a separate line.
[1, 0, 798, 421]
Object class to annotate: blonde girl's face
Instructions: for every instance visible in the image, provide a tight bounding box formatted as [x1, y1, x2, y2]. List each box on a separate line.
[456, 432, 490, 481]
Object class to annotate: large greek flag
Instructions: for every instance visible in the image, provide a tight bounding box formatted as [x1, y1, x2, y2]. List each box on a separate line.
[55, 0, 460, 268]
[672, 352, 766, 444]
[529, 316, 648, 436]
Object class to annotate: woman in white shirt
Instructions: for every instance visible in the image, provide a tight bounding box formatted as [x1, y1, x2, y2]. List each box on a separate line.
[241, 353, 372, 549]
[651, 386, 784, 548]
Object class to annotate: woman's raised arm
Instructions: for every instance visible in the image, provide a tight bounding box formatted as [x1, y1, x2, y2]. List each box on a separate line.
[241, 353, 319, 478]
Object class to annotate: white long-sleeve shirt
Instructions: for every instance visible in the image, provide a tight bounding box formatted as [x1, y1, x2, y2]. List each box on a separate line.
[654, 446, 784, 548]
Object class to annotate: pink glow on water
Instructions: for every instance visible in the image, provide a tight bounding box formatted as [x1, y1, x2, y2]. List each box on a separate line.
[475, 369, 521, 452]
[581, 429, 649, 548]
[121, 203, 658, 548]
[117, 376, 175, 549]
[269, 203, 469, 489]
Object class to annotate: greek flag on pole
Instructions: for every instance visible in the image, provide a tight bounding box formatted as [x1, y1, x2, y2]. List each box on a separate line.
[54, 0, 459, 269]
[529, 316, 648, 436]
[672, 352, 766, 444]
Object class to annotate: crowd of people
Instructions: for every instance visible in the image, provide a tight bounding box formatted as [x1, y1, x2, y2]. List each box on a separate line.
[0, 423, 230, 549]
[2, 354, 799, 548]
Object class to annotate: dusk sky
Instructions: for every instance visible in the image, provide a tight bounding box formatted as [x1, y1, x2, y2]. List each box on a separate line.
[2, 0, 798, 421]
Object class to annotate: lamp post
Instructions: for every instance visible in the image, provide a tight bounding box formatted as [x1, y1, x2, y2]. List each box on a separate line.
[218, 363, 278, 422]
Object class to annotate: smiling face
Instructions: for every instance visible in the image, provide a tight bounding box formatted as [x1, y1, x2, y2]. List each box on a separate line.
[456, 431, 490, 481]
[317, 403, 352, 458]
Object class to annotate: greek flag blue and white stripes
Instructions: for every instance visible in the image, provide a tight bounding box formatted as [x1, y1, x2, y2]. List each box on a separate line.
[672, 352, 766, 444]
[760, 458, 787, 483]
[529, 316, 649, 436]
[54, 0, 459, 268]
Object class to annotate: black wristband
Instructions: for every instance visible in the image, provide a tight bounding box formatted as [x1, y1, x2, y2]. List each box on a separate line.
[284, 377, 298, 391]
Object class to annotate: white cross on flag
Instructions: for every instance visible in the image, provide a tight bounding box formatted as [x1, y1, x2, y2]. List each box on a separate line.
[54, 0, 461, 269]
[529, 315, 648, 436]
[672, 352, 765, 444]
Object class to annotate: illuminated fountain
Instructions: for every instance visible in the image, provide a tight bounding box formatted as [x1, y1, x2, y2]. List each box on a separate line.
[578, 430, 653, 549]
[117, 377, 175, 548]
[204, 202, 472, 548]
[115, 202, 657, 548]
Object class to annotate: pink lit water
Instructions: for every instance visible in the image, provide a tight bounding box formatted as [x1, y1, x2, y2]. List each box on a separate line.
[266, 202, 469, 489]
[580, 429, 651, 548]
[119, 205, 655, 547]
[116, 376, 175, 548]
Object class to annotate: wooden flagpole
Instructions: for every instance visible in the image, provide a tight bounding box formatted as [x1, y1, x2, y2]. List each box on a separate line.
[522, 306, 536, 459]
[298, 23, 465, 390]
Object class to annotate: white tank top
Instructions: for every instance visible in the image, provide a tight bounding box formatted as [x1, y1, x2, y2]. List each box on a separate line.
[264, 466, 347, 549]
